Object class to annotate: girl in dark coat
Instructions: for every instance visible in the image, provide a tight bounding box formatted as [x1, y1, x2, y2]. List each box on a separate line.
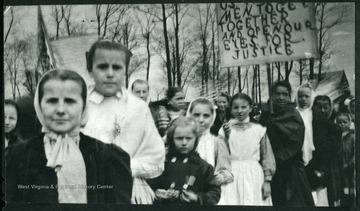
[148, 117, 221, 205]
[259, 81, 314, 206]
[6, 69, 132, 204]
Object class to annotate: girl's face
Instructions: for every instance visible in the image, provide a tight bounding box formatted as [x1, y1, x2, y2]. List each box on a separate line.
[90, 49, 126, 97]
[40, 79, 84, 134]
[273, 86, 291, 108]
[231, 98, 252, 122]
[297, 87, 312, 109]
[173, 125, 196, 155]
[5, 105, 18, 133]
[168, 92, 185, 111]
[336, 115, 351, 132]
[216, 96, 228, 110]
[190, 103, 213, 135]
[313, 100, 331, 119]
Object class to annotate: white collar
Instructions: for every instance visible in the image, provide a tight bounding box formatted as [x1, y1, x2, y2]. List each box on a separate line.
[88, 86, 123, 104]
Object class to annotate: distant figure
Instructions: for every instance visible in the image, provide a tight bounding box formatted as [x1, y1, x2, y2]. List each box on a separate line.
[210, 92, 231, 136]
[249, 103, 261, 122]
[344, 98, 355, 130]
[154, 87, 186, 137]
[335, 113, 355, 207]
[4, 99, 22, 151]
[131, 79, 149, 102]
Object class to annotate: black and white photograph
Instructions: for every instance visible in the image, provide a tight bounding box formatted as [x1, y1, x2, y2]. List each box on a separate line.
[3, 1, 357, 210]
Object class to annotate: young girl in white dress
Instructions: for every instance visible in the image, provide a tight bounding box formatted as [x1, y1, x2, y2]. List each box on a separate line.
[218, 93, 276, 206]
[186, 98, 234, 187]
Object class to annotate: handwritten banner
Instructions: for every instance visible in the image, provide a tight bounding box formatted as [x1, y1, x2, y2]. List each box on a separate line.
[216, 3, 318, 68]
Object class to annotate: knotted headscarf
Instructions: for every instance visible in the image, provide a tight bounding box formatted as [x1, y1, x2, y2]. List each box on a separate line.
[34, 69, 89, 203]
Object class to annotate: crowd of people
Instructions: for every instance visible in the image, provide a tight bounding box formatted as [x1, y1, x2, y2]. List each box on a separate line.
[5, 40, 355, 206]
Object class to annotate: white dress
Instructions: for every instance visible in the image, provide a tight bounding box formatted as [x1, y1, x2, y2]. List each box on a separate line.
[218, 118, 275, 206]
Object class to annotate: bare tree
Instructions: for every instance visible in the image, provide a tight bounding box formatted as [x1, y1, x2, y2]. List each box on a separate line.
[284, 61, 293, 82]
[4, 40, 30, 100]
[4, 7, 14, 43]
[61, 5, 73, 36]
[51, 5, 64, 38]
[196, 4, 212, 95]
[315, 3, 352, 81]
[117, 19, 140, 88]
[140, 4, 174, 87]
[95, 4, 123, 38]
[162, 4, 173, 87]
[108, 5, 131, 41]
[136, 5, 156, 81]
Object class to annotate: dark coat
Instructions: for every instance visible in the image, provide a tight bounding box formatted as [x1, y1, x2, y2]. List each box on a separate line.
[147, 153, 221, 205]
[210, 108, 231, 136]
[15, 95, 42, 141]
[5, 133, 21, 156]
[306, 114, 342, 205]
[260, 107, 314, 206]
[6, 133, 132, 204]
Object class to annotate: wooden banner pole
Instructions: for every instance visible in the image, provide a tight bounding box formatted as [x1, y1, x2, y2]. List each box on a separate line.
[266, 63, 273, 114]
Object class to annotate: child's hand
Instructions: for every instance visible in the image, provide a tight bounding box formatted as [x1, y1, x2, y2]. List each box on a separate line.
[167, 189, 180, 200]
[223, 122, 231, 139]
[156, 189, 180, 200]
[180, 190, 198, 203]
[214, 172, 225, 185]
[262, 181, 271, 199]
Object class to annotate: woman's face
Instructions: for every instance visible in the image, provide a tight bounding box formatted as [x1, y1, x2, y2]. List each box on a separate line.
[273, 86, 291, 108]
[231, 98, 252, 122]
[190, 103, 213, 135]
[336, 115, 351, 132]
[313, 99, 331, 119]
[297, 87, 312, 109]
[5, 105, 18, 133]
[40, 79, 84, 134]
[173, 125, 196, 155]
[168, 91, 185, 111]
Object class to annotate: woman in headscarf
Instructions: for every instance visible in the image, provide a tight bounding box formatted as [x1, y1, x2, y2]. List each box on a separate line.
[6, 69, 132, 204]
[259, 80, 314, 206]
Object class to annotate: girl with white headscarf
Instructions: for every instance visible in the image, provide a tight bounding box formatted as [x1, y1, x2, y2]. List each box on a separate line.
[295, 83, 316, 166]
[186, 98, 233, 186]
[6, 69, 132, 203]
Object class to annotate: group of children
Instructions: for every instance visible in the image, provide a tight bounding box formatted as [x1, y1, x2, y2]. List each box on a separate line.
[4, 39, 355, 206]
